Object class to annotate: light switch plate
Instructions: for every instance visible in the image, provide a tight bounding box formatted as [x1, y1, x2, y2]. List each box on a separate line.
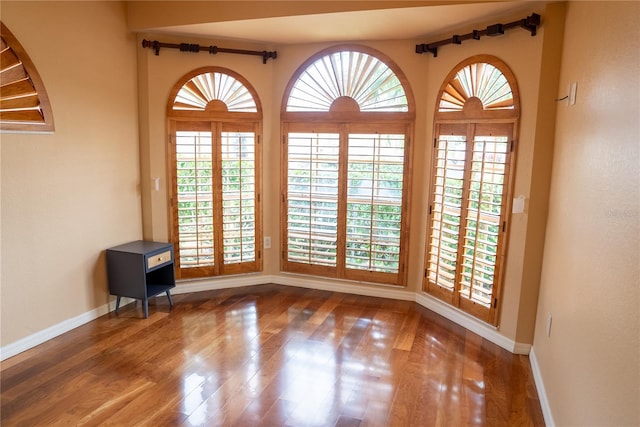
[569, 82, 577, 105]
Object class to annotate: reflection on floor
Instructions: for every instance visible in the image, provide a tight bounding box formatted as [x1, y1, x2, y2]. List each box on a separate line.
[0, 284, 544, 426]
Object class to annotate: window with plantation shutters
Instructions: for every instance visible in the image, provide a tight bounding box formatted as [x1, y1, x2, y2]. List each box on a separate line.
[424, 56, 519, 325]
[168, 67, 262, 279]
[282, 46, 415, 286]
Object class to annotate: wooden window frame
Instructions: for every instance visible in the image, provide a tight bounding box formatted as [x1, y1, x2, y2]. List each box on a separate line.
[423, 55, 520, 325]
[167, 67, 263, 280]
[281, 45, 415, 287]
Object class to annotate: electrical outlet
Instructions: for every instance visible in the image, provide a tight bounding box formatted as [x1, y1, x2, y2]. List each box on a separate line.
[264, 236, 271, 249]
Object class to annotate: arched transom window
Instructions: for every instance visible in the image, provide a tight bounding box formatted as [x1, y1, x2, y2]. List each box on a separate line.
[286, 50, 408, 112]
[0, 22, 54, 132]
[281, 46, 415, 286]
[424, 55, 519, 325]
[438, 61, 515, 112]
[172, 72, 257, 112]
[168, 67, 262, 279]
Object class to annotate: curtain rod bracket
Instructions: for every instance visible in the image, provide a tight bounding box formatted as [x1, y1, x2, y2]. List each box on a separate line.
[416, 13, 540, 58]
[262, 51, 277, 64]
[415, 44, 438, 57]
[521, 13, 541, 36]
[486, 24, 504, 37]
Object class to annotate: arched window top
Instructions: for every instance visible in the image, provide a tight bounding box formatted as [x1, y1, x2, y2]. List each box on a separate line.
[1, 22, 54, 133]
[436, 55, 519, 118]
[169, 68, 258, 113]
[285, 47, 410, 113]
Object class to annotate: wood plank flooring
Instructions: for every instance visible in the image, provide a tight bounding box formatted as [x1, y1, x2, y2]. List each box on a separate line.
[1, 284, 544, 426]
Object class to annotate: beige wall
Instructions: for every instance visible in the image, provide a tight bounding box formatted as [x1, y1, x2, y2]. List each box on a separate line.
[532, 1, 640, 425]
[0, 2, 142, 346]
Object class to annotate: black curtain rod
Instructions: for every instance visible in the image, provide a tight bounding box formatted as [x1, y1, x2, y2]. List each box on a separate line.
[416, 13, 541, 57]
[141, 39, 277, 64]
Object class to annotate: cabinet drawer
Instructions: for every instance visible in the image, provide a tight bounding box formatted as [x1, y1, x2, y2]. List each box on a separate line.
[147, 250, 172, 270]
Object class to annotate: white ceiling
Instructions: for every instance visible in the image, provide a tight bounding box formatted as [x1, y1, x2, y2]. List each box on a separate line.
[145, 2, 542, 45]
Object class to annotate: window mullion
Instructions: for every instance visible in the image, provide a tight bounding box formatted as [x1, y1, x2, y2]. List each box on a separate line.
[308, 136, 314, 263]
[452, 124, 476, 306]
[336, 125, 349, 277]
[435, 128, 451, 291]
[431, 127, 444, 290]
[212, 121, 223, 276]
[369, 133, 380, 270]
[464, 132, 487, 303]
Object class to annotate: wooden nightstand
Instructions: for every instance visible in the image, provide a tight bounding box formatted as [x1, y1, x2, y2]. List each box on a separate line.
[106, 240, 175, 318]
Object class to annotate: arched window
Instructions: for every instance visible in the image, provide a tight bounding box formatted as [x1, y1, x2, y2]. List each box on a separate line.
[281, 46, 415, 286]
[0, 22, 54, 132]
[168, 67, 262, 279]
[424, 55, 519, 325]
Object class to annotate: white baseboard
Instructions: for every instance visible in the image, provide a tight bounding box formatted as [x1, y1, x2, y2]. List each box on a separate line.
[0, 297, 128, 362]
[270, 274, 527, 354]
[513, 341, 533, 355]
[414, 292, 530, 354]
[529, 348, 555, 427]
[1, 273, 529, 361]
[273, 273, 415, 301]
[171, 272, 268, 294]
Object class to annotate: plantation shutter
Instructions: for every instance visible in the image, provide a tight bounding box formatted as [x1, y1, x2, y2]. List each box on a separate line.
[173, 122, 260, 278]
[426, 122, 514, 322]
[286, 130, 340, 275]
[174, 123, 215, 277]
[283, 124, 410, 284]
[345, 132, 405, 282]
[220, 125, 258, 274]
[427, 124, 467, 295]
[458, 124, 511, 315]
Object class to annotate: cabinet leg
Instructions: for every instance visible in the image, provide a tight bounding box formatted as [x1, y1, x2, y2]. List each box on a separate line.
[115, 296, 121, 314]
[166, 291, 174, 309]
[143, 298, 149, 319]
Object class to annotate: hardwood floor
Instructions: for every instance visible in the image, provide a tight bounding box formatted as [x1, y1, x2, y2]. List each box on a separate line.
[1, 284, 544, 426]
